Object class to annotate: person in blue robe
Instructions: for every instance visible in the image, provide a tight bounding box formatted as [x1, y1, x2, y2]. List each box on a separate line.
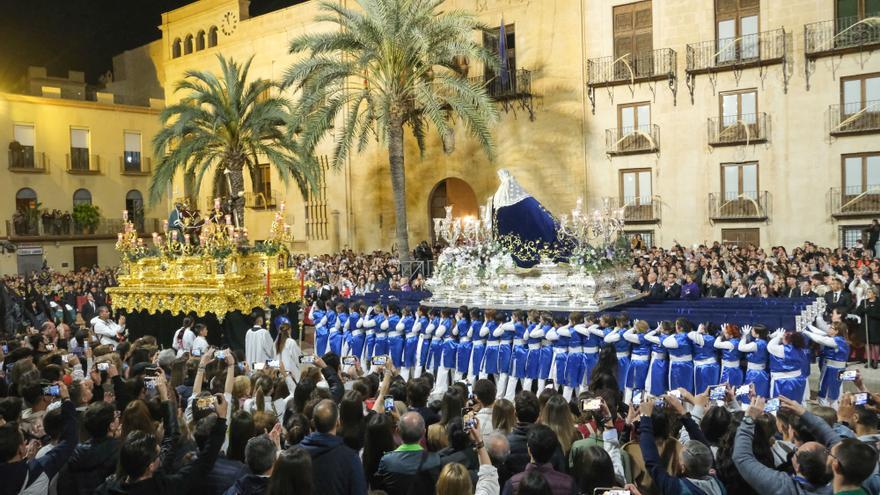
[504, 310, 529, 401]
[805, 320, 851, 407]
[769, 329, 809, 401]
[347, 306, 364, 364]
[492, 169, 573, 268]
[413, 306, 431, 379]
[663, 318, 695, 395]
[603, 314, 632, 392]
[426, 310, 443, 374]
[470, 311, 489, 381]
[496, 314, 516, 398]
[385, 304, 403, 368]
[537, 315, 555, 390]
[644, 321, 671, 397]
[715, 324, 743, 386]
[689, 322, 720, 394]
[312, 300, 329, 359]
[738, 324, 770, 401]
[329, 302, 346, 356]
[400, 307, 419, 381]
[623, 320, 651, 404]
[454, 307, 472, 382]
[362, 304, 378, 364]
[547, 316, 569, 392]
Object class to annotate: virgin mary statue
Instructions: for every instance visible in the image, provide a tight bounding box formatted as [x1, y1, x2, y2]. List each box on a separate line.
[492, 169, 572, 268]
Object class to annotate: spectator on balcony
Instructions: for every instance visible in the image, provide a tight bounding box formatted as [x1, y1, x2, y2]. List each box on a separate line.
[864, 220, 880, 256]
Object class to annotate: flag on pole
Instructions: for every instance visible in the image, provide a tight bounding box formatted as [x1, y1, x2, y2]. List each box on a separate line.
[498, 17, 510, 89]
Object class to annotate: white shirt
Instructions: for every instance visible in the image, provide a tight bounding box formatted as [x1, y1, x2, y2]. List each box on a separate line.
[245, 326, 276, 366]
[476, 406, 494, 443]
[192, 336, 209, 355]
[278, 338, 303, 382]
[93, 318, 124, 348]
[173, 327, 197, 357]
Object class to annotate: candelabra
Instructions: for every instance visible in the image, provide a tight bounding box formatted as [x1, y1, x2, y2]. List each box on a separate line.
[116, 210, 148, 261]
[559, 197, 626, 247]
[433, 205, 493, 246]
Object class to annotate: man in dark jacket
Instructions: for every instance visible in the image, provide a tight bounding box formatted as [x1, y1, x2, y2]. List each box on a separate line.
[224, 435, 277, 495]
[375, 412, 444, 495]
[300, 399, 367, 495]
[506, 391, 566, 474]
[0, 382, 77, 495]
[58, 401, 121, 495]
[95, 375, 227, 495]
[192, 415, 249, 495]
[502, 425, 575, 495]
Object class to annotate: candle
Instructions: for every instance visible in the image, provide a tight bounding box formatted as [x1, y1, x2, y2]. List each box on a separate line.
[152, 232, 158, 239]
[225, 214, 232, 225]
[214, 198, 221, 210]
[171, 230, 178, 241]
[280, 202, 286, 212]
[163, 219, 168, 230]
[117, 233, 123, 241]
[122, 210, 128, 221]
[184, 234, 190, 244]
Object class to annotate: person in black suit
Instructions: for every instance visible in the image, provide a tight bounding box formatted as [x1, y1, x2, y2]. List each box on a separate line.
[80, 293, 98, 324]
[641, 273, 666, 301]
[863, 219, 880, 255]
[663, 273, 682, 299]
[824, 278, 853, 316]
[791, 280, 816, 298]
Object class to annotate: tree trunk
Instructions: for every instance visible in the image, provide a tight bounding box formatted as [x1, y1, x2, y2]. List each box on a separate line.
[388, 119, 412, 262]
[228, 166, 246, 229]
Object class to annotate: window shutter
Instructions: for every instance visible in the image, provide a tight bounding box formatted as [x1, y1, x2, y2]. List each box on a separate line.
[71, 129, 89, 149]
[14, 125, 35, 146]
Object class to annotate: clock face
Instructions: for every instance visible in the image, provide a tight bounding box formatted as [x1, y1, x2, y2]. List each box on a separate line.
[221, 11, 238, 36]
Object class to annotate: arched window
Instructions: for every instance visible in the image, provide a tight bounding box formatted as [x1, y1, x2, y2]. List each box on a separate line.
[208, 26, 218, 47]
[172, 38, 182, 58]
[15, 187, 37, 211]
[73, 188, 92, 206]
[125, 190, 145, 230]
[184, 35, 194, 55]
[196, 30, 206, 51]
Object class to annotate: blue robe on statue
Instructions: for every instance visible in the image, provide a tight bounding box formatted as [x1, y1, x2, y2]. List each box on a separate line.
[492, 169, 572, 268]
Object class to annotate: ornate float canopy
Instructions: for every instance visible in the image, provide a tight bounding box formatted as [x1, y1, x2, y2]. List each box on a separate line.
[107, 203, 302, 320]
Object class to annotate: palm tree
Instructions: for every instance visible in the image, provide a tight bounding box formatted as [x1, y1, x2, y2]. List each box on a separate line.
[283, 0, 499, 261]
[149, 55, 318, 227]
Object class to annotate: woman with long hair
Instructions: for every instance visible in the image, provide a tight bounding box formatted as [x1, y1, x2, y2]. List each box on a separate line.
[715, 323, 744, 386]
[504, 310, 529, 401]
[330, 302, 348, 356]
[492, 398, 517, 435]
[227, 410, 256, 463]
[644, 321, 672, 397]
[362, 413, 397, 487]
[768, 328, 810, 401]
[172, 316, 195, 357]
[385, 303, 404, 369]
[690, 322, 721, 394]
[538, 394, 581, 456]
[469, 309, 487, 383]
[739, 323, 771, 399]
[663, 318, 695, 394]
[427, 388, 464, 451]
[572, 445, 617, 495]
[623, 320, 651, 403]
[546, 315, 570, 394]
[275, 323, 302, 381]
[344, 303, 362, 363]
[400, 306, 419, 381]
[267, 447, 313, 495]
[120, 399, 156, 439]
[803, 320, 850, 407]
[602, 314, 631, 393]
[413, 305, 431, 379]
[338, 390, 366, 451]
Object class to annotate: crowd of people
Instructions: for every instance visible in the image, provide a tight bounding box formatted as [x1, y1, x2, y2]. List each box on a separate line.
[294, 250, 428, 299]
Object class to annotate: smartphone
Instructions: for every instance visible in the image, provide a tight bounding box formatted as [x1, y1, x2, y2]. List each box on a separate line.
[854, 392, 869, 406]
[61, 354, 69, 364]
[192, 349, 203, 357]
[839, 370, 858, 382]
[764, 398, 780, 413]
[384, 396, 394, 412]
[594, 489, 631, 495]
[735, 385, 751, 397]
[254, 362, 266, 371]
[195, 395, 217, 410]
[46, 343, 55, 351]
[632, 390, 643, 406]
[299, 355, 316, 365]
[145, 366, 160, 377]
[42, 385, 60, 396]
[668, 390, 682, 400]
[1, 344, 8, 353]
[372, 356, 387, 366]
[143, 377, 157, 389]
[709, 385, 726, 401]
[214, 350, 226, 360]
[342, 356, 357, 366]
[465, 417, 477, 430]
[583, 398, 603, 411]
[97, 362, 110, 372]
[655, 398, 666, 408]
[237, 362, 245, 371]
[267, 360, 280, 368]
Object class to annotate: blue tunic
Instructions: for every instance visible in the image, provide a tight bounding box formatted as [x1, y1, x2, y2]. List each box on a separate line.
[743, 338, 769, 399]
[483, 321, 501, 374]
[386, 313, 404, 368]
[510, 322, 529, 379]
[565, 326, 587, 390]
[348, 311, 365, 361]
[692, 334, 720, 393]
[609, 327, 631, 391]
[427, 317, 443, 370]
[373, 313, 388, 357]
[440, 317, 457, 369]
[456, 318, 473, 375]
[498, 322, 515, 375]
[550, 327, 569, 385]
[470, 320, 486, 378]
[818, 335, 850, 402]
[329, 311, 347, 356]
[719, 338, 743, 386]
[313, 309, 329, 358]
[626, 332, 651, 392]
[647, 338, 668, 396]
[401, 315, 418, 368]
[667, 333, 695, 394]
[416, 315, 431, 367]
[525, 323, 542, 380]
[770, 343, 809, 401]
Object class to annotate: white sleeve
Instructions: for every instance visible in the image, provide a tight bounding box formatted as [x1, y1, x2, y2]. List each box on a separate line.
[556, 324, 572, 338]
[738, 339, 757, 353]
[803, 329, 837, 348]
[714, 338, 733, 350]
[767, 335, 786, 358]
[479, 323, 490, 337]
[807, 323, 828, 336]
[424, 322, 435, 336]
[493, 323, 508, 338]
[529, 326, 545, 339]
[687, 331, 704, 347]
[363, 317, 377, 329]
[644, 330, 661, 344]
[318, 315, 328, 327]
[343, 318, 351, 331]
[435, 324, 447, 338]
[380, 319, 390, 331]
[661, 335, 679, 349]
[814, 316, 829, 332]
[263, 332, 276, 359]
[412, 320, 422, 334]
[602, 428, 626, 483]
[623, 328, 641, 344]
[395, 321, 405, 332]
[604, 331, 621, 344]
[588, 324, 606, 338]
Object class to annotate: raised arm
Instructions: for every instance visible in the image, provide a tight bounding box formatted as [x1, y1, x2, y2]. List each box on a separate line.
[495, 322, 513, 338]
[661, 334, 678, 349]
[803, 327, 837, 348]
[529, 325, 545, 339]
[644, 330, 661, 344]
[687, 330, 705, 347]
[604, 329, 621, 344]
[555, 324, 571, 338]
[435, 322, 448, 338]
[588, 324, 606, 338]
[738, 335, 757, 353]
[714, 338, 734, 350]
[623, 327, 642, 344]
[479, 322, 489, 338]
[767, 334, 785, 359]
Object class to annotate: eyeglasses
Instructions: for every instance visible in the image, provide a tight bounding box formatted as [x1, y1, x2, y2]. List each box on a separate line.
[824, 447, 845, 472]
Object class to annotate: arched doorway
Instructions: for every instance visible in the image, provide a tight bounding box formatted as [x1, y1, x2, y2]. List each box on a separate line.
[428, 177, 478, 243]
[126, 190, 145, 231]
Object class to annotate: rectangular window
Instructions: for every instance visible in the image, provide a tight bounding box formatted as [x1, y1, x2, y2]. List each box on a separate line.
[618, 102, 651, 134]
[70, 128, 90, 171]
[483, 24, 516, 95]
[620, 169, 652, 205]
[842, 152, 880, 196]
[716, 0, 760, 62]
[624, 230, 654, 248]
[836, 0, 880, 22]
[720, 89, 758, 127]
[841, 73, 880, 116]
[721, 162, 758, 199]
[12, 124, 35, 168]
[613, 1, 653, 77]
[840, 225, 869, 248]
[255, 163, 272, 206]
[124, 132, 141, 171]
[721, 227, 760, 246]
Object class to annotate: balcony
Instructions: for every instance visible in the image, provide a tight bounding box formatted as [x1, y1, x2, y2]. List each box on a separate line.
[708, 191, 770, 222]
[830, 187, 880, 218]
[588, 48, 677, 88]
[66, 152, 101, 174]
[687, 28, 788, 74]
[611, 196, 661, 224]
[120, 156, 152, 176]
[469, 68, 534, 120]
[8, 149, 48, 173]
[605, 125, 660, 155]
[708, 113, 769, 146]
[244, 189, 279, 209]
[805, 15, 880, 59]
[6, 216, 161, 241]
[829, 101, 880, 136]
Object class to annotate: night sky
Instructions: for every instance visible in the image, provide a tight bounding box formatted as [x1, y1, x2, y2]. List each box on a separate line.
[0, 0, 305, 88]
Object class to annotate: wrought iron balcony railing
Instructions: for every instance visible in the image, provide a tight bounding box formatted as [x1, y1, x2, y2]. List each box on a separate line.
[6, 217, 161, 240]
[66, 152, 101, 174]
[587, 48, 677, 87]
[830, 186, 880, 217]
[8, 149, 48, 172]
[470, 68, 532, 100]
[707, 112, 769, 146]
[605, 125, 660, 155]
[829, 100, 880, 135]
[611, 196, 661, 223]
[687, 28, 787, 74]
[708, 191, 769, 221]
[120, 156, 152, 175]
[805, 15, 880, 57]
[245, 189, 280, 209]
